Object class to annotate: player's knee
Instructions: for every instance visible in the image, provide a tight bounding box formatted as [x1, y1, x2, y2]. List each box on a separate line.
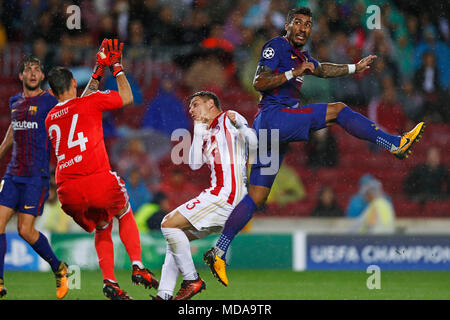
[326, 102, 348, 122]
[333, 102, 348, 113]
[160, 219, 171, 229]
[248, 187, 270, 208]
[161, 214, 175, 229]
[17, 224, 35, 243]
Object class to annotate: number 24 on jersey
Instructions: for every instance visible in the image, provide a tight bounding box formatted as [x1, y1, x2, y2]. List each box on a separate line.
[48, 114, 88, 161]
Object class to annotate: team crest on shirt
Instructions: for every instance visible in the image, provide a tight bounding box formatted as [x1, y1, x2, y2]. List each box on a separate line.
[262, 47, 275, 59]
[28, 105, 37, 115]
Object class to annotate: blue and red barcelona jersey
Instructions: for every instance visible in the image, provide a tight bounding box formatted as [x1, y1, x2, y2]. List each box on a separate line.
[6, 91, 57, 178]
[257, 36, 320, 110]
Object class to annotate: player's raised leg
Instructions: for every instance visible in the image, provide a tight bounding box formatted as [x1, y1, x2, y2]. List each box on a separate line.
[116, 204, 159, 289]
[161, 210, 205, 300]
[329, 102, 425, 159]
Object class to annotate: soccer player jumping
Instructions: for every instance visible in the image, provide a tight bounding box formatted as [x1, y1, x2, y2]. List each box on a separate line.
[0, 56, 69, 299]
[204, 7, 425, 286]
[45, 39, 159, 300]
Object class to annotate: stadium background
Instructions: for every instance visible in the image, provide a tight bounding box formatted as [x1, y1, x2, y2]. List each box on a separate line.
[0, 0, 449, 300]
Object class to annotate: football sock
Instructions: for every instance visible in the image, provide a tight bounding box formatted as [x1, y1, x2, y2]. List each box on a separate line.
[161, 227, 197, 281]
[158, 243, 179, 300]
[0, 233, 6, 280]
[216, 194, 257, 259]
[132, 260, 144, 269]
[95, 222, 116, 282]
[336, 106, 401, 152]
[118, 206, 142, 264]
[31, 232, 61, 272]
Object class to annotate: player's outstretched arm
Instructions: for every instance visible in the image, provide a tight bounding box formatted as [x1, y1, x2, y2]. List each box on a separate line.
[313, 55, 377, 78]
[0, 124, 13, 161]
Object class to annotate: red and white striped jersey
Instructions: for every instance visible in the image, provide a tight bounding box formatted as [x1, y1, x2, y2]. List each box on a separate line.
[190, 111, 251, 207]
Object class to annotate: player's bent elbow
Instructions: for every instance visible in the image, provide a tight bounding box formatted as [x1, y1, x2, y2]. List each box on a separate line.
[121, 95, 134, 107]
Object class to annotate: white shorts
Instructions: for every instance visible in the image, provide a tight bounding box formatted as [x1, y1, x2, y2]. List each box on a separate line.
[177, 192, 235, 239]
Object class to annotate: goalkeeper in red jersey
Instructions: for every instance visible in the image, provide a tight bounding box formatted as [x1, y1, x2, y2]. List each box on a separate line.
[45, 39, 159, 300]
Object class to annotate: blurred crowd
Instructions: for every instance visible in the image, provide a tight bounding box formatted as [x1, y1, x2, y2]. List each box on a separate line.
[0, 0, 449, 231]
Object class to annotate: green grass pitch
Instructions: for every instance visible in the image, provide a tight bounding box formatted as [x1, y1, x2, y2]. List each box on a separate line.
[1, 270, 450, 300]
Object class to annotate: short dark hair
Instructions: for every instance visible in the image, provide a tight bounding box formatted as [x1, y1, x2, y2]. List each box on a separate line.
[189, 91, 221, 110]
[47, 67, 74, 97]
[19, 55, 44, 74]
[286, 7, 312, 23]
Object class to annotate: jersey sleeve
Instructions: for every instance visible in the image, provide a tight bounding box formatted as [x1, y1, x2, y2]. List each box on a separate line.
[257, 38, 282, 71]
[87, 90, 123, 111]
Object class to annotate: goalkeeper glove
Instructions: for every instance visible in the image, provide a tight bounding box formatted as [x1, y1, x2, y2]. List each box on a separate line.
[92, 39, 110, 80]
[107, 39, 124, 77]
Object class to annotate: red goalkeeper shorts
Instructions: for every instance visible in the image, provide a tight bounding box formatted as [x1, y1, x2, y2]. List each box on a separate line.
[57, 171, 129, 232]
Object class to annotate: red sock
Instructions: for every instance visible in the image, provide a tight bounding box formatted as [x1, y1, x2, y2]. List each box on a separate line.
[118, 207, 142, 264]
[94, 222, 116, 282]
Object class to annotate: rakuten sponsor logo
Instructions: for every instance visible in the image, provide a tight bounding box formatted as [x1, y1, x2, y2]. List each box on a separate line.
[12, 120, 38, 130]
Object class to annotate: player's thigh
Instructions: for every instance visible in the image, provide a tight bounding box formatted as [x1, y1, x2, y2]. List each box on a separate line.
[176, 193, 231, 233]
[161, 209, 194, 230]
[256, 104, 328, 142]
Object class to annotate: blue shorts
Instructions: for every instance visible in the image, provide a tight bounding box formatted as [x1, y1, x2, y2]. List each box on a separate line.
[0, 174, 50, 216]
[250, 103, 327, 188]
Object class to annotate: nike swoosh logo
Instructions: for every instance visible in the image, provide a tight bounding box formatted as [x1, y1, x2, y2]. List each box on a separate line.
[291, 55, 297, 59]
[399, 138, 411, 149]
[24, 205, 35, 209]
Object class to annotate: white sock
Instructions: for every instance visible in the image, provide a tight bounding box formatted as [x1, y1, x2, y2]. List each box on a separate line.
[157, 244, 179, 299]
[161, 227, 197, 281]
[131, 260, 144, 269]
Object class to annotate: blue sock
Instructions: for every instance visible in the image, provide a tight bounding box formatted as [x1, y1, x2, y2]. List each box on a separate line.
[0, 234, 5, 280]
[336, 107, 401, 151]
[216, 194, 257, 259]
[31, 232, 61, 272]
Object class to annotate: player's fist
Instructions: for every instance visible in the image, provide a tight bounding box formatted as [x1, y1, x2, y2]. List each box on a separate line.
[227, 112, 243, 129]
[292, 62, 315, 77]
[356, 55, 377, 73]
[107, 39, 124, 77]
[92, 39, 110, 80]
